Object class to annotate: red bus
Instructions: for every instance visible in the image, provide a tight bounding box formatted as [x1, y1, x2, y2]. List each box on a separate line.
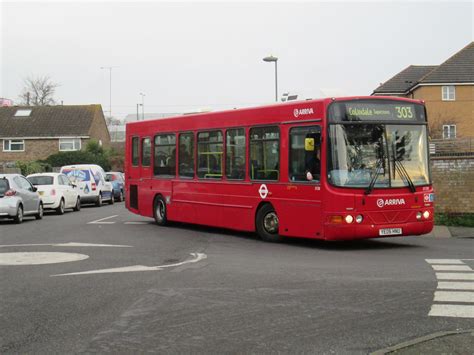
[125, 96, 434, 242]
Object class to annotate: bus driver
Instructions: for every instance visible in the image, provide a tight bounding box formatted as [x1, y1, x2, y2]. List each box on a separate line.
[305, 147, 321, 181]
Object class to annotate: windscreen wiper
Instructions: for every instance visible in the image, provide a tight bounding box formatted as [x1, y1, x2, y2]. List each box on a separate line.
[365, 158, 384, 195]
[393, 157, 416, 193]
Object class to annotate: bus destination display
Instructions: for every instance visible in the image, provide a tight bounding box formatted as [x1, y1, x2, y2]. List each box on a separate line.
[329, 101, 425, 122]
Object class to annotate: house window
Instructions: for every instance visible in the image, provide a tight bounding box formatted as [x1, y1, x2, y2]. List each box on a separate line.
[59, 138, 81, 151]
[443, 125, 456, 139]
[3, 139, 25, 152]
[442, 86, 455, 101]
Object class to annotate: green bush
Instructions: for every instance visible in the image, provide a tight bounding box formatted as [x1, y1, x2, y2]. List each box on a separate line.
[16, 161, 52, 176]
[44, 140, 112, 170]
[435, 213, 474, 227]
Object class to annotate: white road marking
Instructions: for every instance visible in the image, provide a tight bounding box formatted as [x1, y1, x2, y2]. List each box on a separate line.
[0, 242, 131, 248]
[426, 258, 474, 318]
[52, 252, 207, 277]
[438, 282, 474, 290]
[124, 222, 149, 225]
[436, 273, 474, 280]
[87, 215, 119, 224]
[431, 265, 472, 271]
[0, 252, 89, 265]
[426, 259, 465, 264]
[429, 304, 474, 318]
[434, 291, 474, 303]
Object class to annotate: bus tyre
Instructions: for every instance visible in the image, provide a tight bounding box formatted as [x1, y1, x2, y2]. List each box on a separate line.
[154, 196, 167, 226]
[256, 204, 282, 242]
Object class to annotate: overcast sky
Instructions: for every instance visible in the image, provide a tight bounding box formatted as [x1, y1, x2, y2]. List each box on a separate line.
[1, 1, 473, 118]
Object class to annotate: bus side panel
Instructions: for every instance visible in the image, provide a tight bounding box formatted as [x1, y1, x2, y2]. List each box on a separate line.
[171, 180, 255, 232]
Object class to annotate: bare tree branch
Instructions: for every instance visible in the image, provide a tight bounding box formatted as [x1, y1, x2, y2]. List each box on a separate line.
[18, 75, 60, 106]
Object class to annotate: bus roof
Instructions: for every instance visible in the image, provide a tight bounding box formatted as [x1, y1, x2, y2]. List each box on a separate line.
[126, 96, 424, 134]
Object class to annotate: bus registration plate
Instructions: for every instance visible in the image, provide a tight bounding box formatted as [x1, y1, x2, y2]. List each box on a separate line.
[379, 228, 402, 236]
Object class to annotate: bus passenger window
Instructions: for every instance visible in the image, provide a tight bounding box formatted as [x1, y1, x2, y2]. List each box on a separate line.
[142, 137, 151, 167]
[249, 126, 279, 181]
[197, 131, 223, 179]
[131, 137, 139, 166]
[154, 134, 176, 177]
[289, 126, 321, 182]
[179, 133, 194, 178]
[226, 128, 245, 180]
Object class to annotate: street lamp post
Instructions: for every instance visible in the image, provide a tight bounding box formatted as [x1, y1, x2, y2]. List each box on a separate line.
[139, 92, 145, 120]
[136, 103, 142, 121]
[263, 55, 278, 102]
[100, 66, 117, 118]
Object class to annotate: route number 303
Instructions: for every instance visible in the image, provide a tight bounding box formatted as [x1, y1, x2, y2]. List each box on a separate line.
[395, 106, 414, 119]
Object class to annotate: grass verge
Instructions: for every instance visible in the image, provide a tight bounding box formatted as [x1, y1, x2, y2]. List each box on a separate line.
[435, 213, 474, 227]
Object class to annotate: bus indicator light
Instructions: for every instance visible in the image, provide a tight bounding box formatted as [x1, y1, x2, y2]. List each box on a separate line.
[329, 215, 343, 224]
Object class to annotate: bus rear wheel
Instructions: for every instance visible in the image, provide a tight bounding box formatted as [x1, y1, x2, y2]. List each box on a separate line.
[154, 196, 167, 226]
[256, 204, 282, 242]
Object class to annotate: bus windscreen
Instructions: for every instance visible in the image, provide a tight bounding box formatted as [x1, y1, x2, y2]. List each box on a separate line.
[329, 100, 426, 122]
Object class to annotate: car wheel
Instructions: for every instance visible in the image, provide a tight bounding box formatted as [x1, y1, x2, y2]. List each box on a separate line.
[14, 205, 23, 224]
[117, 190, 123, 202]
[73, 197, 81, 212]
[256, 204, 283, 242]
[95, 193, 102, 207]
[56, 198, 65, 215]
[153, 196, 167, 226]
[109, 191, 115, 205]
[35, 203, 44, 220]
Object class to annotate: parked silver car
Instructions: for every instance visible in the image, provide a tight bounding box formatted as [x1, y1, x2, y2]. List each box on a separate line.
[0, 174, 44, 224]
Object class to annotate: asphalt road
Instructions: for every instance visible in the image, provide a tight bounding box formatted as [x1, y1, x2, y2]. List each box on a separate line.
[0, 203, 473, 354]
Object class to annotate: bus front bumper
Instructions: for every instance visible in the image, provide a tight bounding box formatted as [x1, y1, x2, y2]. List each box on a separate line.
[323, 220, 434, 241]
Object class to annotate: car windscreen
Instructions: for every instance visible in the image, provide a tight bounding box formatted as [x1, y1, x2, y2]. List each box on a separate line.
[62, 169, 91, 183]
[0, 179, 9, 196]
[106, 173, 116, 181]
[28, 176, 54, 186]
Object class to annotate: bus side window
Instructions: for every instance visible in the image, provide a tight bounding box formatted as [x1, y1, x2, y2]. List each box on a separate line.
[141, 137, 151, 167]
[289, 126, 321, 182]
[249, 126, 279, 181]
[178, 132, 194, 178]
[154, 134, 176, 177]
[131, 137, 139, 167]
[197, 131, 223, 179]
[226, 128, 245, 180]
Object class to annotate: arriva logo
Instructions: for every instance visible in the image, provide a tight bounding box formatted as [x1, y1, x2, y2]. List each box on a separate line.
[376, 198, 406, 208]
[293, 108, 314, 118]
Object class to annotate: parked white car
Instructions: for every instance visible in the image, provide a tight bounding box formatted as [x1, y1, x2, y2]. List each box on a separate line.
[60, 164, 114, 206]
[27, 173, 81, 214]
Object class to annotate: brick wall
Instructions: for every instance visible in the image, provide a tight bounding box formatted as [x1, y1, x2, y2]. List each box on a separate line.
[431, 156, 474, 213]
[0, 139, 62, 163]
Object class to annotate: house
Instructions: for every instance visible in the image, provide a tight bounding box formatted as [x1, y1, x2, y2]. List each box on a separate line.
[0, 104, 110, 163]
[372, 42, 474, 139]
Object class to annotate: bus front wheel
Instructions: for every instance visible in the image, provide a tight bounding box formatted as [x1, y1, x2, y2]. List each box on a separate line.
[154, 196, 167, 226]
[256, 204, 282, 242]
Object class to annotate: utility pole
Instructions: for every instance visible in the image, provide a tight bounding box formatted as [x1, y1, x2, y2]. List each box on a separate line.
[100, 66, 118, 118]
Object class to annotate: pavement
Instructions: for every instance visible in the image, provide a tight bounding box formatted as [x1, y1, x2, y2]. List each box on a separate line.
[427, 225, 474, 239]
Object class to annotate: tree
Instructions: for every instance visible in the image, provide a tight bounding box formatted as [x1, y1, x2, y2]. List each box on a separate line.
[19, 75, 59, 106]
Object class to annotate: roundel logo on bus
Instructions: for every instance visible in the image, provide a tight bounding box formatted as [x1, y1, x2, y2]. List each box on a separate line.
[377, 198, 406, 208]
[293, 108, 314, 118]
[259, 184, 269, 199]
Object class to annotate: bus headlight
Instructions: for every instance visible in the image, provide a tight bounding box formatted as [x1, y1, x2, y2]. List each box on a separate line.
[345, 215, 354, 224]
[416, 212, 422, 220]
[423, 211, 430, 219]
[355, 215, 363, 223]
